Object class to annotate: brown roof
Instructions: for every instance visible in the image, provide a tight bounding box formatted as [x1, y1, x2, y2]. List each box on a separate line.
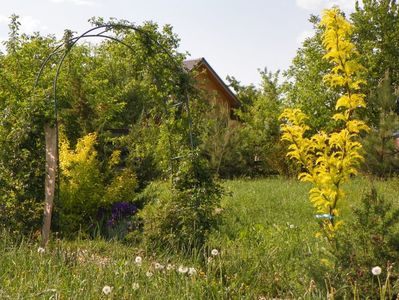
[183, 57, 240, 108]
[183, 58, 202, 71]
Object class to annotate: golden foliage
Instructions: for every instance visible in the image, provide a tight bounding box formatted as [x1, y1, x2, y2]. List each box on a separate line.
[279, 8, 369, 235]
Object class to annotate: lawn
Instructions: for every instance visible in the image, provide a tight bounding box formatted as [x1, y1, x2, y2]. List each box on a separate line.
[0, 177, 397, 299]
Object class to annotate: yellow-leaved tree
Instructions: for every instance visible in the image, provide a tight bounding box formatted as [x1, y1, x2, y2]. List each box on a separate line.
[279, 8, 369, 237]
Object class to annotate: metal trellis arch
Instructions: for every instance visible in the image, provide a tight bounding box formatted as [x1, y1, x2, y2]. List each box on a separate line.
[34, 22, 195, 247]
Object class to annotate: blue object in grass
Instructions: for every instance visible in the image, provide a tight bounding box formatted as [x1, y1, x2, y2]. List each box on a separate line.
[315, 214, 334, 220]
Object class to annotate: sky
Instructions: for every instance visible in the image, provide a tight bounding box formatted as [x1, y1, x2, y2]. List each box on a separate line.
[0, 0, 357, 87]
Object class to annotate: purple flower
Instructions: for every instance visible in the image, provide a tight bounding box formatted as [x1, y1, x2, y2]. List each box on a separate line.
[104, 202, 137, 228]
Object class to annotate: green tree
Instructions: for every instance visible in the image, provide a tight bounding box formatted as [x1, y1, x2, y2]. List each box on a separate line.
[206, 69, 291, 177]
[283, 15, 339, 131]
[362, 71, 399, 176]
[351, 0, 399, 125]
[0, 16, 57, 233]
[236, 69, 289, 176]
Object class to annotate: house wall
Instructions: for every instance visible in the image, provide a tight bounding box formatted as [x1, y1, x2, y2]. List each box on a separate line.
[194, 65, 237, 115]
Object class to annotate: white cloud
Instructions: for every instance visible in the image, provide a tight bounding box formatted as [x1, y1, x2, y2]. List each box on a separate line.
[20, 16, 43, 33]
[296, 29, 315, 45]
[296, 0, 357, 12]
[49, 0, 96, 6]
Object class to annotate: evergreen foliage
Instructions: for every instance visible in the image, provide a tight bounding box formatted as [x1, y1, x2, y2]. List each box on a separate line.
[206, 69, 291, 178]
[362, 71, 399, 176]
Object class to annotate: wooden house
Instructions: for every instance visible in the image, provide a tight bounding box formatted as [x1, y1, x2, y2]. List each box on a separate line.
[183, 57, 240, 118]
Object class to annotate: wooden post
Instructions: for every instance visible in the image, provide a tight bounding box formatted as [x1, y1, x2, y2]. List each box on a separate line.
[42, 124, 57, 247]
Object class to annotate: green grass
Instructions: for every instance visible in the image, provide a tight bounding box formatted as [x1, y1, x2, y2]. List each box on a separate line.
[0, 177, 398, 299]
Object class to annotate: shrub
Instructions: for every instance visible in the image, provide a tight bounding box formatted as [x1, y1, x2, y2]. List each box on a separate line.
[280, 8, 369, 236]
[140, 154, 223, 253]
[0, 199, 43, 236]
[58, 132, 105, 235]
[332, 186, 399, 298]
[123, 121, 163, 190]
[58, 132, 138, 237]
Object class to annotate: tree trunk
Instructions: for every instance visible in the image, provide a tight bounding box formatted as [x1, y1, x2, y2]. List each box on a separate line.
[41, 124, 57, 247]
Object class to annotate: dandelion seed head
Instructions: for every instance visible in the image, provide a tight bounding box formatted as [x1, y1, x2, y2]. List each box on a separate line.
[211, 249, 219, 256]
[134, 256, 142, 265]
[372, 266, 382, 276]
[102, 285, 112, 295]
[178, 265, 188, 274]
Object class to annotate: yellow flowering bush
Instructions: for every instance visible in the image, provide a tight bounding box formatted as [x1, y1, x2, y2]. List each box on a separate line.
[59, 132, 137, 235]
[59, 132, 105, 234]
[279, 8, 369, 236]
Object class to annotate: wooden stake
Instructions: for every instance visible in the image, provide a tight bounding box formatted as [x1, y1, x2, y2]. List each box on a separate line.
[42, 124, 57, 247]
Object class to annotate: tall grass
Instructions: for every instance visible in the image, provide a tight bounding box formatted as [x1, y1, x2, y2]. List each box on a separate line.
[0, 177, 397, 299]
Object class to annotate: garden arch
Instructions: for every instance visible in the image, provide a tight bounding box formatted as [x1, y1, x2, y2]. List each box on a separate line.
[34, 22, 195, 247]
